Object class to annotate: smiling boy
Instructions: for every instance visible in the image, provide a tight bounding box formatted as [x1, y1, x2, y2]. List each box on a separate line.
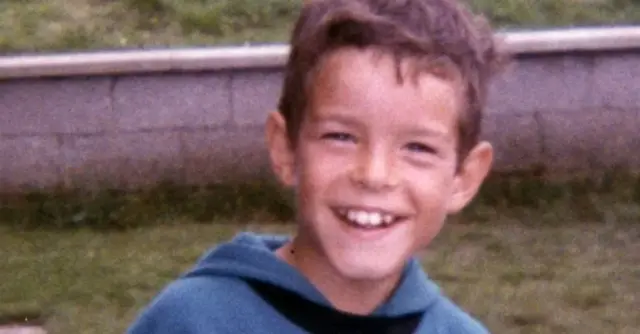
[128, 0, 505, 333]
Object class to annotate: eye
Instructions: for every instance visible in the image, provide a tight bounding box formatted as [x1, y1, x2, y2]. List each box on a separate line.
[321, 132, 356, 142]
[406, 142, 436, 154]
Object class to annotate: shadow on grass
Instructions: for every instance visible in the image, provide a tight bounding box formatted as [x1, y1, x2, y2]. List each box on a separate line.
[462, 168, 640, 224]
[0, 179, 295, 231]
[0, 304, 47, 327]
[2, 168, 639, 231]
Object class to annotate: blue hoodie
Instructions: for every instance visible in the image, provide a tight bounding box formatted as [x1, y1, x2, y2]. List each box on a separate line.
[127, 232, 489, 333]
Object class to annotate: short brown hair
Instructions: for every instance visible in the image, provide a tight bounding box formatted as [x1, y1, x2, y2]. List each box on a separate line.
[277, 0, 507, 162]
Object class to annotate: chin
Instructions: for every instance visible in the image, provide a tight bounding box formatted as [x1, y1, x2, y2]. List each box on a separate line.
[328, 248, 409, 282]
[338, 266, 399, 282]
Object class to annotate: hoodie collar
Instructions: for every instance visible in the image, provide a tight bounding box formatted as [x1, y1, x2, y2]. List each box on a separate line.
[183, 232, 441, 317]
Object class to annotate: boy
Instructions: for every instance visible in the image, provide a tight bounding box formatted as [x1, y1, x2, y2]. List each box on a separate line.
[127, 0, 505, 333]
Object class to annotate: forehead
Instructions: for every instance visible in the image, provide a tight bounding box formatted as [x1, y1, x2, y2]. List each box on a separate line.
[308, 48, 461, 136]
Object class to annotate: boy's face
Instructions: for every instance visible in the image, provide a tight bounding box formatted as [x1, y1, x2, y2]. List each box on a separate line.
[267, 48, 492, 283]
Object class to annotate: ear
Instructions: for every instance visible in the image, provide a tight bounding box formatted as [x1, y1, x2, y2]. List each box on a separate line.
[447, 141, 493, 214]
[265, 111, 297, 187]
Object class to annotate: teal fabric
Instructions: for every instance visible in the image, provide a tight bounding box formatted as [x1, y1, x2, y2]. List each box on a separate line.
[127, 232, 489, 333]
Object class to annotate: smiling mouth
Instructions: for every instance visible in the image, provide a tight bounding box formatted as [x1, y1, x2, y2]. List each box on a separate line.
[334, 207, 406, 229]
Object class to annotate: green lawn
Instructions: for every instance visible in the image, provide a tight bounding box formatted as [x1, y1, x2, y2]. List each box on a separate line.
[2, 172, 640, 333]
[2, 220, 638, 334]
[1, 0, 639, 54]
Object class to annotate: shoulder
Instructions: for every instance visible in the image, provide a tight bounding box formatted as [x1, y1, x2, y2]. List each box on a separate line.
[419, 294, 490, 334]
[127, 276, 260, 334]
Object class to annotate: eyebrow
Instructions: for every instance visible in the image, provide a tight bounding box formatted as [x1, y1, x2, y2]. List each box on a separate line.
[402, 126, 449, 138]
[311, 109, 450, 138]
[309, 112, 361, 127]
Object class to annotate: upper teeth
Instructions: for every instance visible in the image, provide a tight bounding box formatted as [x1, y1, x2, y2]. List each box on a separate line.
[343, 210, 395, 227]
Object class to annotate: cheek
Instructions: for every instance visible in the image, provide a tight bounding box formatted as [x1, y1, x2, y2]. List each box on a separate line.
[408, 176, 451, 239]
[405, 162, 455, 192]
[404, 167, 455, 218]
[296, 146, 343, 200]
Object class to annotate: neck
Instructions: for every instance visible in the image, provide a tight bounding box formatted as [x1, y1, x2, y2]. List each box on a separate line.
[276, 234, 403, 316]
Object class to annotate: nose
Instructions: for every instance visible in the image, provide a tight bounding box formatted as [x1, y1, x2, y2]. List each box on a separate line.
[349, 146, 398, 191]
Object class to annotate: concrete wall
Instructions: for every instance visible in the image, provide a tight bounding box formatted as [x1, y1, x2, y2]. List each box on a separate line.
[1, 27, 639, 192]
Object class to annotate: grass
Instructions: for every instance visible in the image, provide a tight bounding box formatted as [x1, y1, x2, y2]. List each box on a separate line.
[0, 0, 639, 54]
[2, 220, 638, 333]
[2, 170, 640, 231]
[1, 171, 640, 333]
[0, 180, 295, 231]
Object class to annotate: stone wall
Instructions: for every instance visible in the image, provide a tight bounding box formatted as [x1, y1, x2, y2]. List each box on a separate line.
[1, 28, 639, 192]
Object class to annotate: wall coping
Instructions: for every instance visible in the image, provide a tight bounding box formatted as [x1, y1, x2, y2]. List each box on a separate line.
[1, 26, 639, 79]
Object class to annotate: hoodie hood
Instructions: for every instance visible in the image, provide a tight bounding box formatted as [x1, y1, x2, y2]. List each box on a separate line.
[182, 232, 442, 317]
